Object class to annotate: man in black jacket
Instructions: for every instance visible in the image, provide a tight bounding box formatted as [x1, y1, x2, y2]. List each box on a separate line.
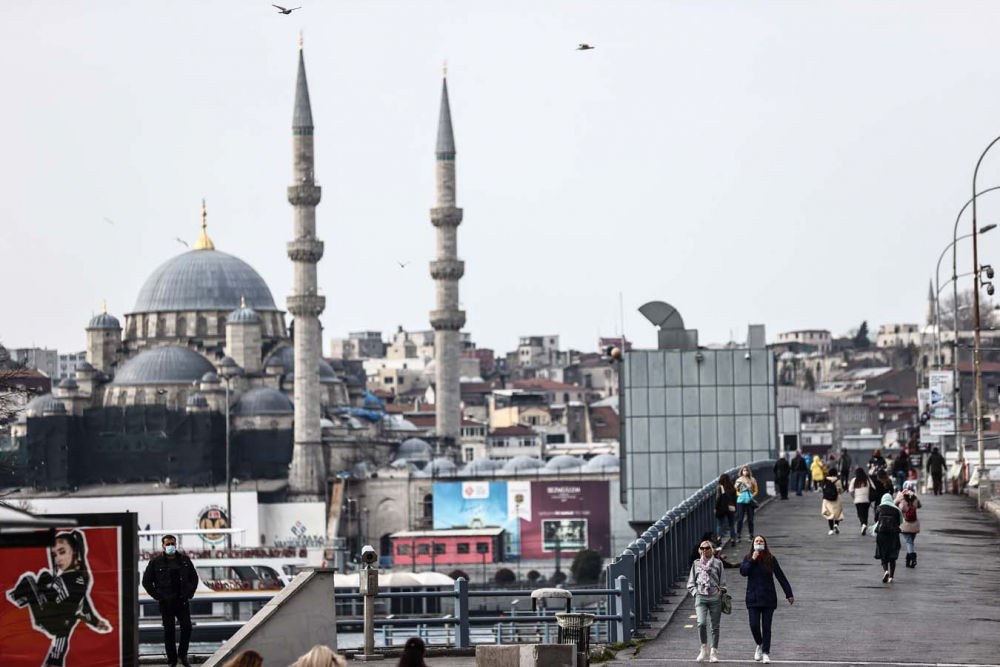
[773, 457, 791, 499]
[926, 447, 947, 495]
[790, 451, 808, 496]
[142, 535, 200, 667]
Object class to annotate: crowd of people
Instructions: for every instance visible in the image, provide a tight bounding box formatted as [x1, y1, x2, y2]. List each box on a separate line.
[697, 445, 935, 662]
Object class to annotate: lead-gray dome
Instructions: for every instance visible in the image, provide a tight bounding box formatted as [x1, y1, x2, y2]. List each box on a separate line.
[201, 371, 221, 384]
[187, 393, 209, 408]
[88, 312, 121, 330]
[264, 346, 340, 384]
[503, 456, 545, 473]
[113, 346, 216, 385]
[58, 378, 78, 389]
[227, 303, 261, 325]
[232, 387, 293, 416]
[25, 394, 66, 417]
[584, 454, 620, 471]
[395, 438, 433, 462]
[545, 455, 585, 471]
[131, 249, 277, 314]
[461, 458, 503, 475]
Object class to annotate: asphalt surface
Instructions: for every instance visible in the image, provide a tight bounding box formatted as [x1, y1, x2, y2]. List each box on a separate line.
[608, 490, 1000, 667]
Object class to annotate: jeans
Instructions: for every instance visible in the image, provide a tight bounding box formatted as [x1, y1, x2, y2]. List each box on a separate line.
[792, 471, 805, 495]
[160, 598, 192, 662]
[894, 472, 906, 492]
[855, 503, 869, 525]
[736, 503, 755, 537]
[902, 533, 916, 554]
[715, 513, 736, 542]
[747, 606, 775, 653]
[695, 594, 723, 648]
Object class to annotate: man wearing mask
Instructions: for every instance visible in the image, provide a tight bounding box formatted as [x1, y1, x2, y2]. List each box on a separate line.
[142, 535, 200, 667]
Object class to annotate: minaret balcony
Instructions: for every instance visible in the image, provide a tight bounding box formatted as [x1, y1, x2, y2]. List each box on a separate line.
[287, 184, 322, 207]
[287, 294, 326, 317]
[287, 239, 325, 263]
[430, 259, 465, 280]
[430, 207, 463, 228]
[429, 309, 466, 331]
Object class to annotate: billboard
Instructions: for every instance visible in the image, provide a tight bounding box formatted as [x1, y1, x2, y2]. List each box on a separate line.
[433, 480, 611, 559]
[0, 513, 138, 667]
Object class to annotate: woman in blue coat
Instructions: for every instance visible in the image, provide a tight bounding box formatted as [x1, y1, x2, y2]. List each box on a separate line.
[739, 535, 794, 664]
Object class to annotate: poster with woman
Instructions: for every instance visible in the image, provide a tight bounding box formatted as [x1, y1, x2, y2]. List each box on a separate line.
[0, 513, 137, 667]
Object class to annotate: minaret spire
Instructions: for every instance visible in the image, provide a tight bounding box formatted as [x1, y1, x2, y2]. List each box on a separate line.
[429, 72, 465, 451]
[286, 41, 326, 500]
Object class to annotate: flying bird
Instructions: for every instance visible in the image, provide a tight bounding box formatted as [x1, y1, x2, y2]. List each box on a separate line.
[272, 4, 301, 14]
[103, 217, 115, 225]
[577, 43, 595, 51]
[175, 238, 189, 248]
[397, 261, 410, 268]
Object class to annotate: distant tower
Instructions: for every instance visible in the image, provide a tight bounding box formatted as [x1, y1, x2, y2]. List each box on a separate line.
[86, 302, 121, 376]
[286, 39, 326, 500]
[226, 296, 263, 374]
[429, 68, 465, 449]
[927, 279, 936, 326]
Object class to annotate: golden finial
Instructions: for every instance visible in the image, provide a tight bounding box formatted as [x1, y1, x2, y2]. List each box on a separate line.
[443, 60, 448, 78]
[241, 295, 246, 308]
[193, 198, 215, 250]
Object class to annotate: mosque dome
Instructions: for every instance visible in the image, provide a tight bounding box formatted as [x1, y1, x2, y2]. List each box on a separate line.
[187, 393, 209, 408]
[426, 457, 458, 475]
[25, 394, 67, 417]
[503, 456, 545, 473]
[584, 453, 620, 472]
[461, 458, 503, 475]
[201, 371, 221, 384]
[232, 387, 294, 416]
[227, 297, 262, 325]
[131, 249, 277, 314]
[113, 346, 216, 385]
[544, 455, 585, 471]
[88, 312, 121, 330]
[58, 378, 78, 390]
[264, 346, 340, 384]
[395, 438, 433, 462]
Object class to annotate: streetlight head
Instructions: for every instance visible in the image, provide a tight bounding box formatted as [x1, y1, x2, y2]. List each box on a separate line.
[981, 224, 998, 234]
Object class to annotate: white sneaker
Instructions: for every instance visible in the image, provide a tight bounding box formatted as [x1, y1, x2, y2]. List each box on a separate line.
[834, 524, 840, 534]
[861, 523, 867, 535]
[882, 571, 890, 583]
[828, 529, 835, 535]
[888, 577, 893, 583]
[762, 654, 771, 664]
[755, 645, 763, 661]
[710, 648, 719, 663]
[697, 644, 708, 662]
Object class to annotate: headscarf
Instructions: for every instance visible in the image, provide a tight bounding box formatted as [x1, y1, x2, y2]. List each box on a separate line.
[696, 545, 718, 592]
[879, 493, 902, 520]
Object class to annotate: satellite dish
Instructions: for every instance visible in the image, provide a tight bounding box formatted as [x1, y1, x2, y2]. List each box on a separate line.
[638, 301, 685, 330]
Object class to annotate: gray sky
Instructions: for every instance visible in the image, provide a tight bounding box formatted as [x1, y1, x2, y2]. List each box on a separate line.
[4, 1, 1000, 355]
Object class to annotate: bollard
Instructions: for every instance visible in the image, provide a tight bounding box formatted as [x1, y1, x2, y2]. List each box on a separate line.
[615, 575, 632, 641]
[455, 577, 471, 648]
[357, 545, 383, 661]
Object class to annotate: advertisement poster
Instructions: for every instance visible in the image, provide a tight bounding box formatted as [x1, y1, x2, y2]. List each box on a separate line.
[433, 482, 520, 556]
[0, 514, 137, 667]
[519, 481, 610, 559]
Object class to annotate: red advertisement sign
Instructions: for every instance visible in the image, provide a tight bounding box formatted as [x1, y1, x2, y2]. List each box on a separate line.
[1, 514, 137, 667]
[519, 481, 610, 560]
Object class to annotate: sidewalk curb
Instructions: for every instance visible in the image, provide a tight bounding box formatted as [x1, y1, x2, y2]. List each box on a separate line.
[986, 498, 1000, 522]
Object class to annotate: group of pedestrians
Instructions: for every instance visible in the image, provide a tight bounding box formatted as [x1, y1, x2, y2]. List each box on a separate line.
[713, 467, 759, 547]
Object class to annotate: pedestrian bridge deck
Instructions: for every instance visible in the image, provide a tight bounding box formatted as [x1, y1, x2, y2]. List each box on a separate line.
[609, 492, 1000, 666]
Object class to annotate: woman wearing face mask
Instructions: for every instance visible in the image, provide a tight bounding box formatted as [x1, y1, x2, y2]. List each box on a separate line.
[734, 466, 758, 544]
[739, 535, 794, 664]
[687, 539, 728, 662]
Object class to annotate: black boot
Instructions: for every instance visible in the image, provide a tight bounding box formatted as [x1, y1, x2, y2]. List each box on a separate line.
[911, 553, 917, 569]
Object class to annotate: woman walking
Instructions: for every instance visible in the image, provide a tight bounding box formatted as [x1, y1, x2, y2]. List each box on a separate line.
[687, 539, 728, 662]
[739, 536, 794, 664]
[734, 466, 758, 543]
[873, 493, 903, 583]
[715, 474, 738, 547]
[895, 482, 922, 568]
[871, 470, 892, 522]
[820, 474, 844, 535]
[847, 468, 873, 534]
[809, 456, 827, 492]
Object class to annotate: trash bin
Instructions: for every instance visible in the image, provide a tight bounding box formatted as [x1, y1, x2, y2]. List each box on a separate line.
[555, 612, 596, 662]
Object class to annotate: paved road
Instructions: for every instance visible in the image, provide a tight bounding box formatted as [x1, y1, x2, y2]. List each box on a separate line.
[609, 490, 1000, 667]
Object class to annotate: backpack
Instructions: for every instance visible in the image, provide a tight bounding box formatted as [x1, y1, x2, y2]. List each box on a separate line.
[822, 480, 839, 501]
[902, 499, 917, 523]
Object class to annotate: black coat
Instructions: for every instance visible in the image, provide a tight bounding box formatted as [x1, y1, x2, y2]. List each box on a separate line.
[927, 452, 947, 475]
[715, 487, 737, 517]
[142, 553, 200, 602]
[773, 458, 790, 480]
[740, 555, 793, 609]
[790, 455, 807, 473]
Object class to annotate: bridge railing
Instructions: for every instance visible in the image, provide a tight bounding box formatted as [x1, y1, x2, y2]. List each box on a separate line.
[604, 459, 776, 642]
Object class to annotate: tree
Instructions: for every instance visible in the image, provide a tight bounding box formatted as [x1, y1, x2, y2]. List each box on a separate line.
[853, 321, 870, 349]
[570, 549, 603, 583]
[0, 342, 29, 498]
[938, 289, 997, 331]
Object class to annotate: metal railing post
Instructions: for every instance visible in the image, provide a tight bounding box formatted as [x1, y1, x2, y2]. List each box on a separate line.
[615, 574, 633, 641]
[455, 577, 470, 648]
[641, 530, 661, 610]
[605, 562, 619, 644]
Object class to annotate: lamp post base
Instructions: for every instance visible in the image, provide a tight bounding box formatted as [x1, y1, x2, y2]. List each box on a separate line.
[356, 654, 385, 661]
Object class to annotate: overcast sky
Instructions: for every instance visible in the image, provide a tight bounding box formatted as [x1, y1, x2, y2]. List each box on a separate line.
[5, 1, 1000, 356]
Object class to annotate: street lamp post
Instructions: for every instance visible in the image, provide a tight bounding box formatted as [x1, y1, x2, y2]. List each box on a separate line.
[219, 357, 240, 551]
[970, 140, 1000, 508]
[936, 226, 996, 365]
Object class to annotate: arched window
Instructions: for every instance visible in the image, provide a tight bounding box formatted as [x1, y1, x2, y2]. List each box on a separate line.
[176, 316, 187, 338]
[134, 389, 145, 405]
[147, 318, 156, 338]
[127, 319, 137, 339]
[155, 318, 165, 338]
[422, 494, 433, 519]
[217, 317, 226, 337]
[196, 317, 208, 337]
[117, 390, 127, 409]
[175, 390, 187, 409]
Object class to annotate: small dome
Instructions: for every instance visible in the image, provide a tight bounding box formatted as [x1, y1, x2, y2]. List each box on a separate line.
[219, 356, 238, 369]
[88, 311, 121, 330]
[201, 371, 221, 384]
[427, 458, 458, 475]
[264, 346, 340, 384]
[461, 458, 503, 475]
[24, 394, 66, 417]
[584, 454, 620, 471]
[545, 455, 585, 471]
[58, 378, 79, 390]
[395, 437, 433, 462]
[227, 298, 261, 325]
[113, 346, 216, 386]
[503, 456, 545, 473]
[231, 387, 293, 416]
[320, 417, 335, 428]
[76, 361, 95, 373]
[186, 393, 209, 408]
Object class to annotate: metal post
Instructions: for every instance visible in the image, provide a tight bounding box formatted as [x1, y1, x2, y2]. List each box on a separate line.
[224, 378, 232, 552]
[615, 575, 632, 641]
[357, 559, 382, 661]
[455, 577, 470, 648]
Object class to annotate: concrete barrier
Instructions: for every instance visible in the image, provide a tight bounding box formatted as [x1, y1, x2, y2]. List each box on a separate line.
[475, 645, 519, 667]
[519, 644, 576, 667]
[202, 568, 338, 667]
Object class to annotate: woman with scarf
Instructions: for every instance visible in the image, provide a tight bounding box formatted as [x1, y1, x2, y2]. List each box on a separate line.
[895, 481, 922, 568]
[739, 535, 793, 664]
[687, 539, 728, 662]
[734, 466, 758, 543]
[873, 493, 903, 583]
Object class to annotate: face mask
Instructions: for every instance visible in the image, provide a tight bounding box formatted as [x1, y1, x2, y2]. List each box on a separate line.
[165, 545, 177, 555]
[754, 544, 765, 552]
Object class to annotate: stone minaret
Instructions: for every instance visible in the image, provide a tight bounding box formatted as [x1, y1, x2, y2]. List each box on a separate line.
[287, 39, 326, 500]
[926, 279, 936, 326]
[429, 71, 465, 450]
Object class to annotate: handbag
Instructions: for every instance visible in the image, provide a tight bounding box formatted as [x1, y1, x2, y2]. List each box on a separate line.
[721, 591, 733, 615]
[737, 490, 753, 504]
